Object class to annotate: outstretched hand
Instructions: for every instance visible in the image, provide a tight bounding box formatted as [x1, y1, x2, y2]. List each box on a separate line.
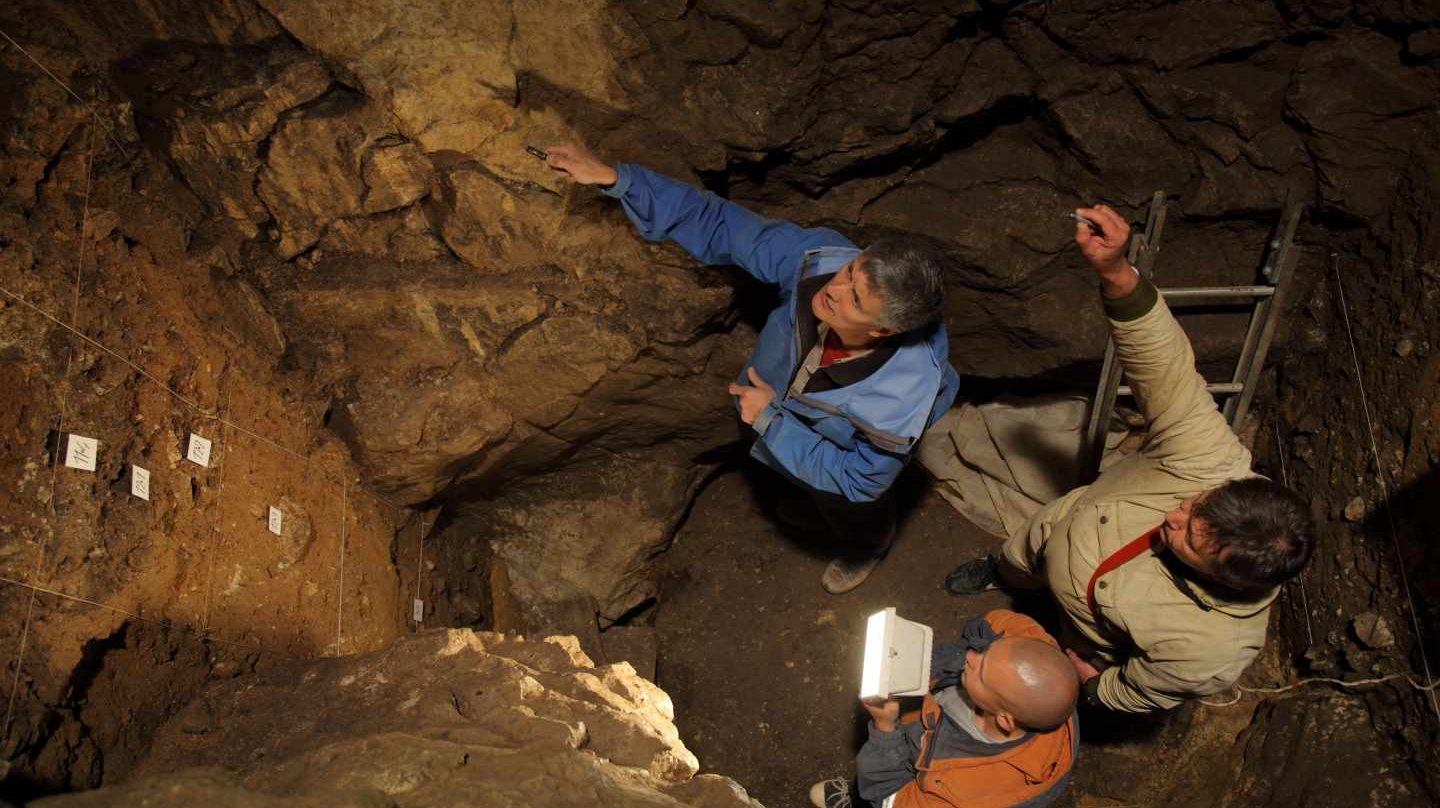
[545, 142, 619, 186]
[1072, 204, 1137, 298]
[728, 367, 776, 426]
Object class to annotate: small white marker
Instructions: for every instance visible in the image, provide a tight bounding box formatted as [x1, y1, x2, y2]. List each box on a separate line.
[130, 465, 151, 501]
[63, 434, 99, 471]
[186, 433, 212, 467]
[267, 506, 283, 536]
[412, 598, 424, 623]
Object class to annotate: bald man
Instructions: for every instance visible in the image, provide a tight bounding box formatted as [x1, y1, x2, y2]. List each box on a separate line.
[810, 610, 1079, 808]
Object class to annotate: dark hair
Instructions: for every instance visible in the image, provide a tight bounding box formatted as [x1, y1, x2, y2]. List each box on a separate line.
[860, 236, 948, 333]
[1195, 478, 1316, 596]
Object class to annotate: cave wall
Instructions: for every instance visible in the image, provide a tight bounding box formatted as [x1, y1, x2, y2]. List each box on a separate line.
[1252, 154, 1440, 795]
[0, 3, 408, 796]
[2, 0, 1439, 803]
[271, 0, 1440, 638]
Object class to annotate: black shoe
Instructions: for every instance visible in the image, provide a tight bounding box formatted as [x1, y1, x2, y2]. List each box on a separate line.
[809, 778, 853, 808]
[945, 554, 1000, 595]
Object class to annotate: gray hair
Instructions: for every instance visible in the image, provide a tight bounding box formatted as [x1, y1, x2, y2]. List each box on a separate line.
[861, 236, 949, 333]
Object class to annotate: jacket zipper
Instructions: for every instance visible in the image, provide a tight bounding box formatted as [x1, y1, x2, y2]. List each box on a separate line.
[784, 254, 809, 399]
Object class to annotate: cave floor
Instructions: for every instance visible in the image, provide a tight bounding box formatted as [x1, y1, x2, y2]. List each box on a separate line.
[655, 466, 1020, 808]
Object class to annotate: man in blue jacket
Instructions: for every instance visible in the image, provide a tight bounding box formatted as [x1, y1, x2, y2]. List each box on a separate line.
[547, 143, 960, 593]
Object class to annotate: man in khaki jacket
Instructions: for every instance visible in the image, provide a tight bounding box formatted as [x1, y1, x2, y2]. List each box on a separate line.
[945, 203, 1316, 713]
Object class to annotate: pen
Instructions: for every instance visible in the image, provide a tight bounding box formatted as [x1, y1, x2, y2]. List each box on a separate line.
[1066, 210, 1103, 234]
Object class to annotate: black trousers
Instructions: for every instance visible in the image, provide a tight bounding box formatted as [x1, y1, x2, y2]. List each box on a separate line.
[810, 485, 897, 560]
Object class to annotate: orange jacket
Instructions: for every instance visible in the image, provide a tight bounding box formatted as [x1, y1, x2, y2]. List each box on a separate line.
[890, 610, 1078, 808]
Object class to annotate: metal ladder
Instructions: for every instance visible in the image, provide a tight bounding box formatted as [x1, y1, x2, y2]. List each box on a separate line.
[1080, 192, 1304, 484]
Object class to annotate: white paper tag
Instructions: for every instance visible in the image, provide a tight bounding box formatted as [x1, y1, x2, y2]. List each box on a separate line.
[267, 506, 283, 536]
[186, 433, 212, 467]
[64, 434, 98, 471]
[412, 598, 424, 622]
[130, 465, 151, 500]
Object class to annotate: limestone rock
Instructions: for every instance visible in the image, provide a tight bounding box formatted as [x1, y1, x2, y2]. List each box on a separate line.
[1351, 612, 1396, 650]
[257, 92, 434, 258]
[363, 137, 433, 214]
[1284, 31, 1435, 222]
[1030, 0, 1285, 70]
[1133, 57, 1313, 216]
[318, 204, 449, 263]
[255, 0, 518, 155]
[436, 164, 567, 271]
[33, 630, 757, 808]
[1343, 496, 1367, 523]
[135, 44, 334, 239]
[1228, 694, 1426, 807]
[255, 0, 631, 156]
[1411, 28, 1440, 60]
[212, 273, 287, 355]
[485, 455, 701, 622]
[1046, 87, 1193, 206]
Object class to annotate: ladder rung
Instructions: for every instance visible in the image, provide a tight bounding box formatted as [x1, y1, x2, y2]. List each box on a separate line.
[1161, 286, 1275, 302]
[1117, 382, 1245, 397]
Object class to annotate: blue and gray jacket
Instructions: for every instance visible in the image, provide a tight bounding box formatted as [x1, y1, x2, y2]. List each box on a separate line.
[603, 164, 960, 502]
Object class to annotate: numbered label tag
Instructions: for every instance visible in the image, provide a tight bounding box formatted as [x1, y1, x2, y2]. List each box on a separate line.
[130, 465, 151, 501]
[186, 433, 212, 467]
[267, 506, 283, 536]
[64, 434, 98, 471]
[412, 598, 425, 622]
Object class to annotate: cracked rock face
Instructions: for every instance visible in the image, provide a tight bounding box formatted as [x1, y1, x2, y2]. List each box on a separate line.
[7, 0, 1437, 631]
[101, 0, 1435, 631]
[32, 629, 760, 808]
[3, 5, 1440, 791]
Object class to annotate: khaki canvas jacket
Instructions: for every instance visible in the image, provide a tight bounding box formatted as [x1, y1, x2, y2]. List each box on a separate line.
[1002, 278, 1275, 713]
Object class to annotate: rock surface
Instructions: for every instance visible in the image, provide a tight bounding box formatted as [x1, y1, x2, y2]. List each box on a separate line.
[31, 629, 761, 808]
[2, 0, 1439, 802]
[1227, 694, 1429, 807]
[10, 0, 1435, 640]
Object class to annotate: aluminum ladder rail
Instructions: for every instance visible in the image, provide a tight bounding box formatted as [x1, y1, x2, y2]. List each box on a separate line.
[1079, 193, 1304, 484]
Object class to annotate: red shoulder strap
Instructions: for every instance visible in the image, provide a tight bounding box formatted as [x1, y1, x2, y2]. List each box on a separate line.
[1086, 527, 1160, 621]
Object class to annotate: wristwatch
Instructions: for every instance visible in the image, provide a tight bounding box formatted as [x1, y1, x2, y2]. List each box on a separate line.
[1081, 675, 1105, 709]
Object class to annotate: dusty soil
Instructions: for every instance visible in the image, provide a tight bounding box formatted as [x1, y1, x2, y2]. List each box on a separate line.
[655, 466, 1021, 808]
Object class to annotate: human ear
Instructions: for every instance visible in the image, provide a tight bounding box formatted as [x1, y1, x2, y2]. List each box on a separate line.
[867, 326, 897, 339]
[996, 712, 1015, 734]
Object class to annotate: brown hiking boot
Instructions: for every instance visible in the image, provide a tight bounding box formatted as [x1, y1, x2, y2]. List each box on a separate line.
[822, 556, 882, 594]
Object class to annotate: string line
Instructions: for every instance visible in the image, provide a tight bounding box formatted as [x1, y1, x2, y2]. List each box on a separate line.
[1272, 421, 1314, 648]
[0, 574, 262, 651]
[0, 27, 132, 160]
[1200, 673, 1440, 708]
[1330, 252, 1439, 721]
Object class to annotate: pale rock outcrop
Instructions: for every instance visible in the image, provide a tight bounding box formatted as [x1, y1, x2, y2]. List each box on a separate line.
[33, 629, 763, 808]
[257, 93, 434, 258]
